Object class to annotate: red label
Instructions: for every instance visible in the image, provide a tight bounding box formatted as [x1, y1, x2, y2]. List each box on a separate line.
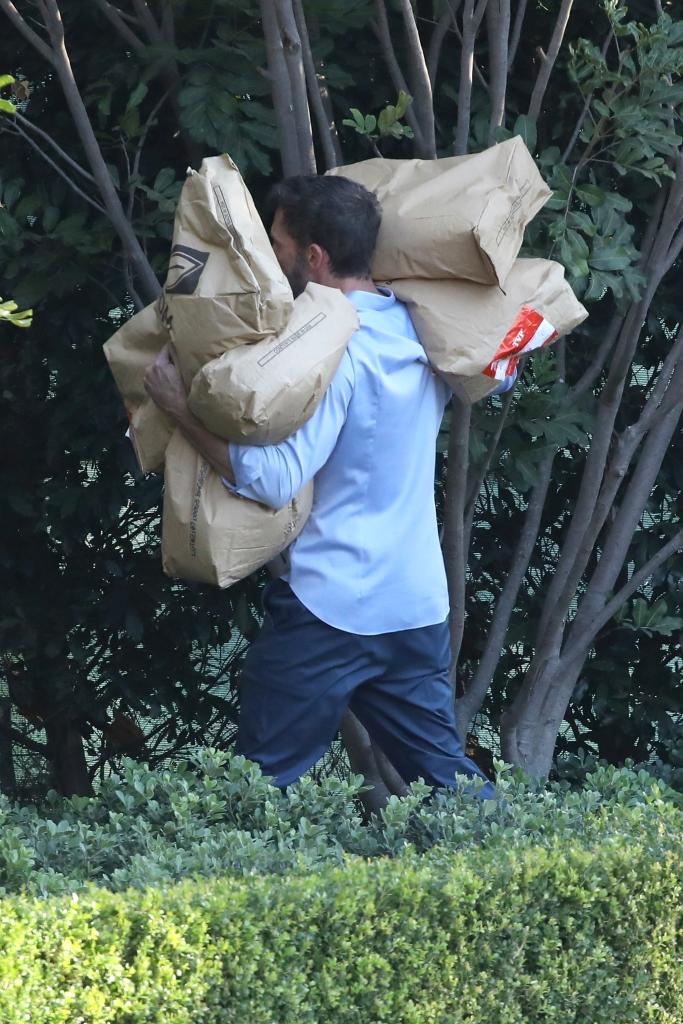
[483, 307, 557, 378]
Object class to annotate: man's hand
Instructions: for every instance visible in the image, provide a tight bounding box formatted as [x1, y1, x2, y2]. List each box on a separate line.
[144, 344, 188, 421]
[144, 343, 236, 483]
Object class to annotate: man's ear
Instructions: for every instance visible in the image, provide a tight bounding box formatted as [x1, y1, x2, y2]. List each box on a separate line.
[308, 243, 329, 272]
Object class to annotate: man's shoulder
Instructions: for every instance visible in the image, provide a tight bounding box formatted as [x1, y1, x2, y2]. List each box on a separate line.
[351, 296, 419, 346]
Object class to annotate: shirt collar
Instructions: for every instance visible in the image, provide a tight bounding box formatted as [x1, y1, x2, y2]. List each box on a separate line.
[346, 286, 395, 311]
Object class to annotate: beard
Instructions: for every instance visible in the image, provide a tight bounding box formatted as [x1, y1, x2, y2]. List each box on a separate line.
[285, 250, 311, 298]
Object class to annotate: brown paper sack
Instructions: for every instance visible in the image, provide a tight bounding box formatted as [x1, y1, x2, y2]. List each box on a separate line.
[161, 431, 314, 588]
[329, 137, 551, 287]
[159, 154, 294, 385]
[391, 259, 588, 404]
[103, 303, 173, 473]
[187, 282, 359, 444]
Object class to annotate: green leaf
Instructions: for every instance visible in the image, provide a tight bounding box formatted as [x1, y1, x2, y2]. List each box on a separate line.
[127, 82, 148, 109]
[43, 206, 60, 233]
[576, 185, 607, 207]
[377, 108, 391, 135]
[0, 97, 15, 114]
[538, 146, 561, 168]
[395, 90, 411, 118]
[153, 167, 175, 194]
[119, 106, 140, 136]
[513, 114, 537, 153]
[0, 74, 15, 88]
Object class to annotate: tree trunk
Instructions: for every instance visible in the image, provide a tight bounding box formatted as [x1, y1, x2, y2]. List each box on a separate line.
[442, 400, 472, 678]
[44, 717, 92, 797]
[260, 0, 308, 175]
[275, 0, 317, 173]
[339, 710, 391, 816]
[0, 699, 17, 798]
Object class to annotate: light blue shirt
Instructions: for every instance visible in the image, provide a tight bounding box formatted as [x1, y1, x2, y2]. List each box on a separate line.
[228, 289, 516, 634]
[228, 288, 451, 635]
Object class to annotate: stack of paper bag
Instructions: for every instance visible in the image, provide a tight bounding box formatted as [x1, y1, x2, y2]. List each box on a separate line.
[329, 137, 552, 285]
[188, 283, 359, 444]
[103, 303, 173, 473]
[103, 156, 357, 588]
[157, 154, 293, 387]
[390, 260, 588, 403]
[162, 432, 313, 588]
[329, 138, 587, 401]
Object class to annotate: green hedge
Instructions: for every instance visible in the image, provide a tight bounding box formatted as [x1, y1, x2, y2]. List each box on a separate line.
[1, 752, 682, 1022]
[0, 837, 681, 1024]
[1, 749, 682, 896]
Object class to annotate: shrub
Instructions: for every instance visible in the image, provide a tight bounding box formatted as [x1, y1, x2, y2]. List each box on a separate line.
[0, 749, 681, 896]
[0, 836, 681, 1023]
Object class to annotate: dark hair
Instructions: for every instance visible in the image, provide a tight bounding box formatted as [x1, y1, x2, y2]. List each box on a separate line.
[267, 175, 382, 277]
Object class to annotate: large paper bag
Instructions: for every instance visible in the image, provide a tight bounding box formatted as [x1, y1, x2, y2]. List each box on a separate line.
[330, 138, 551, 287]
[161, 431, 313, 588]
[188, 283, 359, 444]
[159, 155, 294, 385]
[391, 259, 588, 403]
[103, 303, 173, 473]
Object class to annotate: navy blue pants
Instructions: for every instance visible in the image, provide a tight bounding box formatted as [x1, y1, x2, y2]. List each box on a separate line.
[236, 580, 494, 798]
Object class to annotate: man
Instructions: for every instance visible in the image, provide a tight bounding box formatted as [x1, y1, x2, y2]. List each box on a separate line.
[145, 174, 503, 799]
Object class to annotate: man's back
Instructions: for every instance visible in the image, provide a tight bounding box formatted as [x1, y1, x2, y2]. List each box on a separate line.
[283, 288, 449, 633]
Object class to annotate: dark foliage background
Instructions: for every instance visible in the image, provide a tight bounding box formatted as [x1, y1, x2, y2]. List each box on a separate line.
[0, 0, 681, 796]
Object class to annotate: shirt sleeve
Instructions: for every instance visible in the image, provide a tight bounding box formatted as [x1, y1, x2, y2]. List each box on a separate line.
[224, 350, 355, 510]
[490, 368, 518, 395]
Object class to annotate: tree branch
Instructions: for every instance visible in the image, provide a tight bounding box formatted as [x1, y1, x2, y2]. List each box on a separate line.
[0, 0, 53, 62]
[131, 0, 164, 43]
[508, 0, 528, 68]
[0, 722, 50, 758]
[584, 529, 683, 642]
[13, 110, 97, 184]
[372, 741, 409, 797]
[260, 0, 306, 175]
[486, 0, 510, 145]
[427, 3, 460, 88]
[275, 0, 316, 173]
[560, 30, 614, 165]
[373, 0, 427, 155]
[5, 0, 160, 301]
[92, 0, 145, 50]
[630, 325, 683, 437]
[453, 0, 489, 155]
[442, 399, 472, 679]
[463, 387, 515, 548]
[527, 0, 574, 122]
[567, 310, 621, 401]
[565, 404, 682, 657]
[339, 710, 391, 816]
[532, 161, 683, 652]
[292, 0, 340, 169]
[456, 447, 555, 735]
[126, 86, 173, 219]
[397, 0, 436, 157]
[3, 119, 107, 215]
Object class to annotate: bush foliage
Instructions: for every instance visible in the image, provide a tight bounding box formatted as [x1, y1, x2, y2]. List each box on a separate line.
[0, 749, 681, 896]
[0, 754, 681, 1021]
[0, 785, 681, 1021]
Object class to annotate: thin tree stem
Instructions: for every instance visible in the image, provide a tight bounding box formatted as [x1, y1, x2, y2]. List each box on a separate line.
[443, 400, 472, 679]
[527, 0, 575, 122]
[373, 0, 427, 155]
[292, 0, 340, 169]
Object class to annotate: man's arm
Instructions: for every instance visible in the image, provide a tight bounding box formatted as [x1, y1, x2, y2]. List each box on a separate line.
[143, 344, 236, 483]
[144, 342, 355, 507]
[227, 351, 355, 508]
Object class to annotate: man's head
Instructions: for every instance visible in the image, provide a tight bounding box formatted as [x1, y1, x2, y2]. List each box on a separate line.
[267, 175, 382, 297]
